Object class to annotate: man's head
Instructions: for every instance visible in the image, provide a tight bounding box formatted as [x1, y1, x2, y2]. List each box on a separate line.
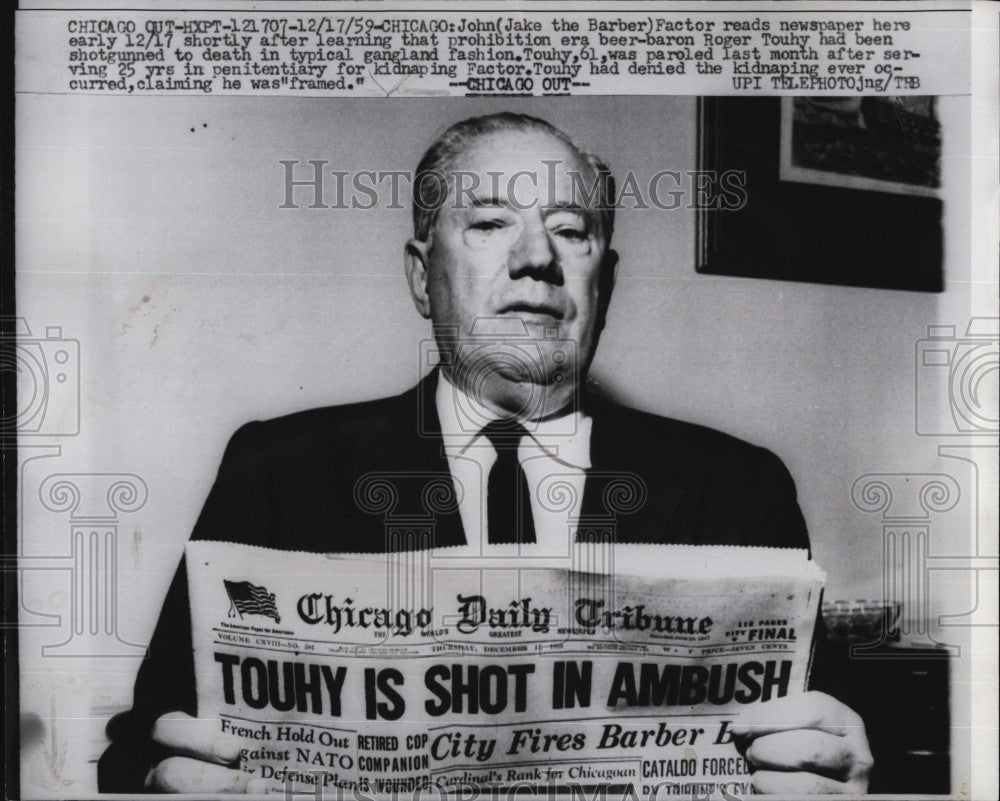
[405, 113, 618, 421]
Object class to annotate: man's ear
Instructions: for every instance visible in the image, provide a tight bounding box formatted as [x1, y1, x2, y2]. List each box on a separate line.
[594, 248, 618, 335]
[404, 239, 432, 319]
[599, 248, 619, 304]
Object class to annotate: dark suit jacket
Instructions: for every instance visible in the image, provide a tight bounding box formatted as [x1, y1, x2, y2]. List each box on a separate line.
[99, 372, 835, 792]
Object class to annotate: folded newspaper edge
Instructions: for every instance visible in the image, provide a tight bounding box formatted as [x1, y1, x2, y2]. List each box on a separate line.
[187, 539, 826, 579]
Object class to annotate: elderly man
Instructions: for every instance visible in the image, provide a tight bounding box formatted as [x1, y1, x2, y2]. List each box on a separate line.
[99, 112, 871, 794]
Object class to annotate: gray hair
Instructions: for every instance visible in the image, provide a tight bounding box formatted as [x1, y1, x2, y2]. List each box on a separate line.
[411, 112, 616, 246]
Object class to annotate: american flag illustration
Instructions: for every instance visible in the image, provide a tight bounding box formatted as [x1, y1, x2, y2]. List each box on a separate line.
[223, 580, 281, 624]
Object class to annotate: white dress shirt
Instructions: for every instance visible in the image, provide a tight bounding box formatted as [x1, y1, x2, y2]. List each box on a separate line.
[435, 372, 592, 556]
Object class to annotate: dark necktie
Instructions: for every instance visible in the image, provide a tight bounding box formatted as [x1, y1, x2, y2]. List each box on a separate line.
[481, 420, 536, 544]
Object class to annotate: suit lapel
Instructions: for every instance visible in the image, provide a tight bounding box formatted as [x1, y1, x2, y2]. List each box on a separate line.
[399, 371, 467, 548]
[583, 395, 692, 544]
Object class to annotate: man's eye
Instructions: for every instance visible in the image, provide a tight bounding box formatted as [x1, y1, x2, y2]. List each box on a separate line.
[469, 219, 505, 231]
[553, 227, 587, 241]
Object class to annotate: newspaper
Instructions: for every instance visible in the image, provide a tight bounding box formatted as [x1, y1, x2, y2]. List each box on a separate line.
[187, 541, 824, 796]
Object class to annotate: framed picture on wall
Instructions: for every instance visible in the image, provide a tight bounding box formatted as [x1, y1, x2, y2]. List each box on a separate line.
[696, 96, 944, 292]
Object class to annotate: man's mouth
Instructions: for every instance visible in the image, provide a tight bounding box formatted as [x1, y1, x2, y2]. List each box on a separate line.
[498, 302, 565, 321]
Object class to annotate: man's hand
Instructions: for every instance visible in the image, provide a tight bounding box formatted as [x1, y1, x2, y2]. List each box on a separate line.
[733, 691, 873, 794]
[144, 712, 265, 793]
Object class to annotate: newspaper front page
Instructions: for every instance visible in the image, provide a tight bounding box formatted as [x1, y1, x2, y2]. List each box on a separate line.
[11, 1, 998, 800]
[187, 542, 823, 796]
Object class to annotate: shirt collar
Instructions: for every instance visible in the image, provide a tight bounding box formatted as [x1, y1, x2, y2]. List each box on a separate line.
[435, 371, 592, 470]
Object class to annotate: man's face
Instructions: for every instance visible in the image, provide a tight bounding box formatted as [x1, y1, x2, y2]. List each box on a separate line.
[406, 128, 616, 420]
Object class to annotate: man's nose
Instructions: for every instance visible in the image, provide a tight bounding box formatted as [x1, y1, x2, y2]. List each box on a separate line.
[508, 215, 562, 283]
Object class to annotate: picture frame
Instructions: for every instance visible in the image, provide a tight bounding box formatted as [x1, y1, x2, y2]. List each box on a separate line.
[696, 96, 944, 292]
